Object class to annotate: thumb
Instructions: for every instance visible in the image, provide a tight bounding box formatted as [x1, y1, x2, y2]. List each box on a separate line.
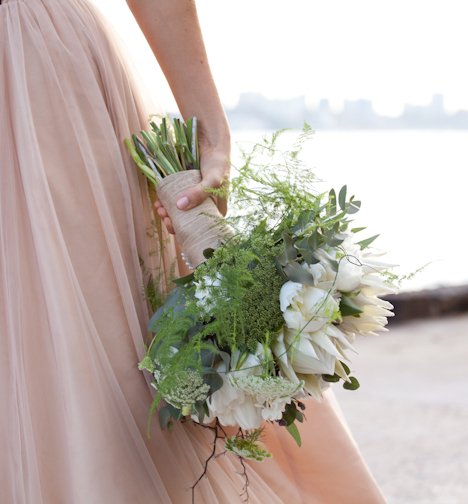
[176, 182, 214, 211]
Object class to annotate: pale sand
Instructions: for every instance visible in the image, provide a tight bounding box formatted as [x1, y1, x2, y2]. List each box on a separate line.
[333, 314, 468, 504]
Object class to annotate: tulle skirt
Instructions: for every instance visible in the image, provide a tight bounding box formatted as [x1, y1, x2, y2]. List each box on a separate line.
[0, 0, 387, 502]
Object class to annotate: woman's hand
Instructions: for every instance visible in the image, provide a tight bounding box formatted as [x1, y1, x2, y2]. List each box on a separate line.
[126, 0, 232, 235]
[154, 141, 230, 235]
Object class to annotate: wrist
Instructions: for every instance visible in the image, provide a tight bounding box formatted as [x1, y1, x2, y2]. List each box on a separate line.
[198, 115, 231, 153]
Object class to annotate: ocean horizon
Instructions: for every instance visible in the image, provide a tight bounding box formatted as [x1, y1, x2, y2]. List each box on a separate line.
[231, 129, 467, 292]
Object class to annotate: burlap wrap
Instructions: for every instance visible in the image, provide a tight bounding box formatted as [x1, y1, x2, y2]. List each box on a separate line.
[156, 170, 233, 269]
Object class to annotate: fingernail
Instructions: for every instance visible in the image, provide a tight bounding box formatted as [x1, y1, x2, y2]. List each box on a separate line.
[176, 196, 189, 210]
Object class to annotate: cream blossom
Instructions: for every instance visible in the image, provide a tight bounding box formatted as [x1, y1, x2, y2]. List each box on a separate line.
[204, 349, 264, 430]
[230, 375, 304, 421]
[272, 329, 331, 400]
[280, 283, 340, 333]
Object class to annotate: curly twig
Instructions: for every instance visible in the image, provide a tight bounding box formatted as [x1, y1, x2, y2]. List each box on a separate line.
[191, 419, 224, 504]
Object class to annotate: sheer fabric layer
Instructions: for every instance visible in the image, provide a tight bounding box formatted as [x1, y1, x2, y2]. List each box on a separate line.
[0, 0, 386, 502]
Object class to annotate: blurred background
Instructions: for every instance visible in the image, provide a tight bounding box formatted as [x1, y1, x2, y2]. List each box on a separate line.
[94, 1, 468, 502]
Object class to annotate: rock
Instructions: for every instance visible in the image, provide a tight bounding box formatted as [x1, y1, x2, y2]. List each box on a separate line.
[385, 284, 468, 324]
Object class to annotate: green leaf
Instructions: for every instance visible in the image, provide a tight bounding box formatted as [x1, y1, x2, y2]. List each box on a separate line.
[351, 226, 367, 233]
[340, 361, 351, 375]
[286, 422, 302, 447]
[147, 393, 162, 438]
[203, 248, 215, 259]
[323, 256, 339, 273]
[203, 370, 224, 394]
[278, 233, 298, 265]
[322, 373, 340, 382]
[357, 234, 380, 250]
[328, 188, 337, 215]
[325, 232, 346, 247]
[147, 286, 186, 333]
[347, 198, 361, 214]
[291, 209, 316, 234]
[339, 295, 364, 317]
[343, 376, 360, 390]
[172, 272, 195, 286]
[295, 230, 320, 252]
[338, 185, 347, 211]
[283, 262, 315, 285]
[158, 405, 172, 431]
[282, 402, 298, 425]
[294, 409, 304, 423]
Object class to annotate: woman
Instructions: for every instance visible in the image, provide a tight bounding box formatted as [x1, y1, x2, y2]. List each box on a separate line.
[0, 0, 386, 502]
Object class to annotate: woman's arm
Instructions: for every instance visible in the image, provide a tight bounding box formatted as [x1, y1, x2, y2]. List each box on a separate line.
[126, 0, 230, 232]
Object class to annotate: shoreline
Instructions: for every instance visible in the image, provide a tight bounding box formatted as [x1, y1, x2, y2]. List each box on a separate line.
[386, 284, 468, 324]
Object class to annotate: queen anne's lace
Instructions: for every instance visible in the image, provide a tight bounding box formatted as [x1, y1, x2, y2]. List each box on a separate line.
[230, 375, 304, 421]
[156, 369, 210, 413]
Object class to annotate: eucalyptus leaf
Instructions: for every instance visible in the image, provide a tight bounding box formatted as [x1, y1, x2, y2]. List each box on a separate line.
[203, 371, 223, 394]
[147, 286, 186, 333]
[338, 185, 347, 211]
[328, 188, 337, 215]
[296, 230, 320, 252]
[283, 262, 315, 286]
[158, 405, 173, 431]
[282, 232, 298, 261]
[291, 209, 316, 234]
[295, 247, 315, 264]
[347, 198, 361, 214]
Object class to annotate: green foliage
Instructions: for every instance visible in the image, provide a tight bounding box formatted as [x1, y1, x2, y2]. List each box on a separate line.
[124, 115, 200, 184]
[225, 429, 272, 461]
[193, 233, 286, 353]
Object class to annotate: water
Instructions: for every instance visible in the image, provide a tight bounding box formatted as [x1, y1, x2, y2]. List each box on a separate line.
[231, 129, 468, 292]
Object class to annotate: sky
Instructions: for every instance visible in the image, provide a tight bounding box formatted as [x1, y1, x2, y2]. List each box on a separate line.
[93, 0, 468, 116]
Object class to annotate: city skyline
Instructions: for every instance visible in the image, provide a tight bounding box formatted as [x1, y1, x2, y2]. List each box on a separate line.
[226, 92, 468, 130]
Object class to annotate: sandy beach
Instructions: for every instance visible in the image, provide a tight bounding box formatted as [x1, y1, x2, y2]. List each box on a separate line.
[333, 314, 468, 504]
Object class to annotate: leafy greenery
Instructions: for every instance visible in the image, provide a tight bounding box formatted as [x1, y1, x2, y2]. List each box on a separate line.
[124, 115, 200, 184]
[225, 429, 272, 461]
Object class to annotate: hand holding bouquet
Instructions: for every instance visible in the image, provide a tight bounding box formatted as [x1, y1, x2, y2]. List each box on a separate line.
[125, 118, 399, 498]
[125, 116, 232, 268]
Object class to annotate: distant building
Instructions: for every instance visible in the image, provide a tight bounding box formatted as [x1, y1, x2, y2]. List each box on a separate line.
[225, 92, 468, 130]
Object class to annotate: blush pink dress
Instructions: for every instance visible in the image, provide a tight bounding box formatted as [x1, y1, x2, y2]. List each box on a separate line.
[0, 0, 387, 502]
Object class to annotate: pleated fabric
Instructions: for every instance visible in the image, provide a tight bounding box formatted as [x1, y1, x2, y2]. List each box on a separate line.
[0, 0, 387, 502]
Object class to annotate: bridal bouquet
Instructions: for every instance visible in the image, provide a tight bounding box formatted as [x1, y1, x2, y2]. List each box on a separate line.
[125, 117, 399, 495]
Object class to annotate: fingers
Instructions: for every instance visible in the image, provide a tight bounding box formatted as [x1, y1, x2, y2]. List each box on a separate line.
[154, 200, 175, 235]
[216, 196, 228, 217]
[164, 217, 175, 235]
[176, 172, 227, 211]
[176, 182, 213, 211]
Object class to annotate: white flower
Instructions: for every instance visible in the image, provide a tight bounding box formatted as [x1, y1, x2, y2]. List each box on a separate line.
[156, 368, 210, 415]
[280, 283, 339, 333]
[230, 375, 304, 421]
[193, 272, 222, 312]
[337, 239, 399, 337]
[205, 349, 264, 430]
[272, 329, 331, 400]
